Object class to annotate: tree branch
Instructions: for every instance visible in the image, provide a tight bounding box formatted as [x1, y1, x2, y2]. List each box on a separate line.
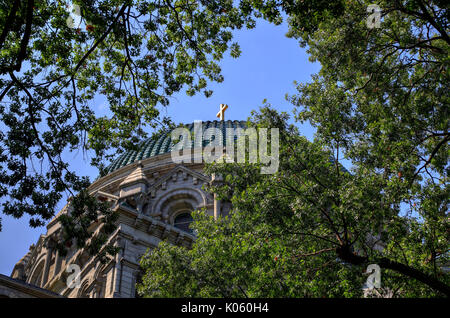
[413, 134, 450, 180]
[14, 0, 34, 72]
[0, 0, 20, 51]
[336, 244, 450, 296]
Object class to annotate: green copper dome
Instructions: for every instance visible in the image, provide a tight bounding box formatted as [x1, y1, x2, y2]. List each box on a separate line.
[105, 120, 247, 174]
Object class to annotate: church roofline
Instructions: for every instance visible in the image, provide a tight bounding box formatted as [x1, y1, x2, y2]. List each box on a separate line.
[103, 120, 247, 175]
[0, 274, 64, 298]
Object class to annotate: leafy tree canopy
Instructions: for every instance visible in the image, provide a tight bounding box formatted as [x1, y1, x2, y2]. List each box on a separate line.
[138, 0, 449, 297]
[0, 0, 260, 255]
[139, 106, 448, 297]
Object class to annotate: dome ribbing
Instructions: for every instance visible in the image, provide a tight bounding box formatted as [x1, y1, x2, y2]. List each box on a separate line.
[104, 120, 247, 174]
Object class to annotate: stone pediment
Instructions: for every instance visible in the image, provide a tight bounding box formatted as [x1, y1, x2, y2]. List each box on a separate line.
[119, 162, 148, 188]
[119, 162, 149, 199]
[119, 162, 148, 187]
[147, 165, 210, 197]
[93, 191, 119, 202]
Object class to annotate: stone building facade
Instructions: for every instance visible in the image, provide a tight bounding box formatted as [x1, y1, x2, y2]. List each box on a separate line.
[3, 120, 242, 298]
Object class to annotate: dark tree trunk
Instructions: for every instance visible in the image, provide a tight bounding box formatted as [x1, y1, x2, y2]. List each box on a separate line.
[336, 245, 450, 297]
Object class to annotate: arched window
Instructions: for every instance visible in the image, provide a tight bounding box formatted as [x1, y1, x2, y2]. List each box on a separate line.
[173, 213, 193, 234]
[28, 260, 44, 287]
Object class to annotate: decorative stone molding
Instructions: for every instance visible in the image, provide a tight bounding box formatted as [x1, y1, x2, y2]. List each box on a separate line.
[119, 162, 149, 198]
[147, 165, 210, 194]
[8, 144, 229, 298]
[0, 274, 62, 298]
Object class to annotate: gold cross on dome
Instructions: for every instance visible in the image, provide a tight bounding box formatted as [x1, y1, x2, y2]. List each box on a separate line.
[216, 104, 228, 121]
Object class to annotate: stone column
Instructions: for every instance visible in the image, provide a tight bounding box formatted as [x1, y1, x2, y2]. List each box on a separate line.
[211, 173, 223, 219]
[53, 231, 63, 276]
[214, 193, 221, 219]
[54, 249, 62, 276]
[40, 242, 53, 287]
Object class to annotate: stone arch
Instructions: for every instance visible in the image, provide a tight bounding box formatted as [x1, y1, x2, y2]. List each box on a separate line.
[166, 198, 197, 224]
[151, 187, 206, 222]
[27, 258, 45, 286]
[92, 263, 107, 298]
[77, 278, 91, 298]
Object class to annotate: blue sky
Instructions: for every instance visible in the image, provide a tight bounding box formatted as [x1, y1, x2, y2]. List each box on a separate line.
[0, 19, 322, 275]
